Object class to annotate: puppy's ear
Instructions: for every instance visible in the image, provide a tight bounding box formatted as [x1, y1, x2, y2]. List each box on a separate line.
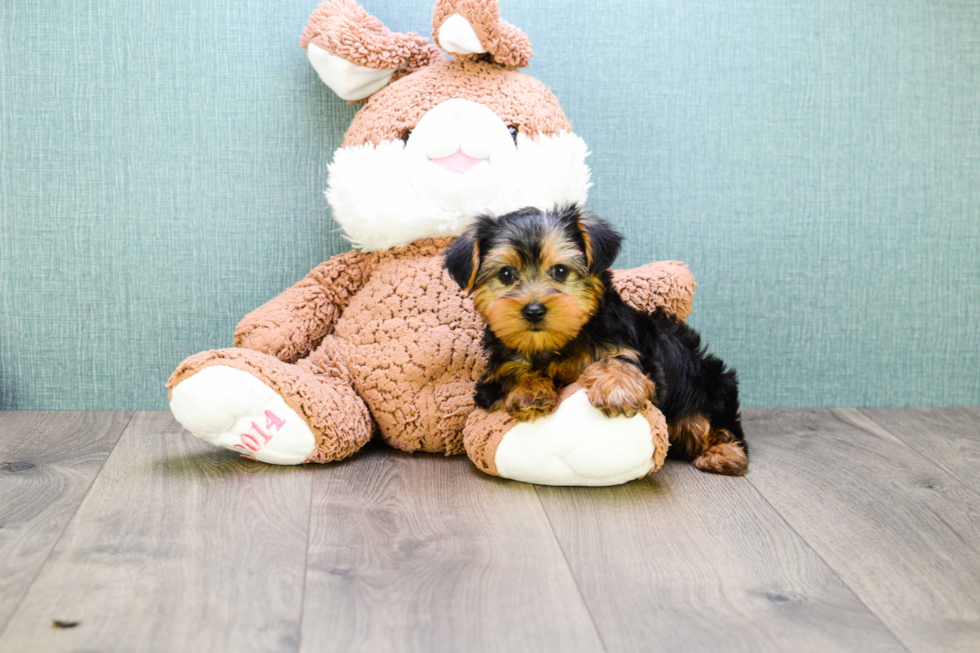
[563, 207, 622, 274]
[444, 225, 482, 291]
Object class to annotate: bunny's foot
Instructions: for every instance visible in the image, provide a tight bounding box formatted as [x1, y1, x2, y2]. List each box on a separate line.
[170, 366, 316, 465]
[463, 384, 669, 486]
[168, 348, 373, 465]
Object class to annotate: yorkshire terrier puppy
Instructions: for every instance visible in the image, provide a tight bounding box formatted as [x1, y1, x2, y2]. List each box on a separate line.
[444, 205, 748, 476]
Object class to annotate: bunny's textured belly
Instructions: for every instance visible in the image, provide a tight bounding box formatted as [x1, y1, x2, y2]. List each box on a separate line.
[332, 252, 487, 453]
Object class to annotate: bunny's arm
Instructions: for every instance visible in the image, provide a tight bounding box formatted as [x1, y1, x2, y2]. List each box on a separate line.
[612, 261, 696, 322]
[233, 250, 374, 363]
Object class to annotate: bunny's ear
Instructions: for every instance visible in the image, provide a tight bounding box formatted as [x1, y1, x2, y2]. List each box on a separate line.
[432, 0, 533, 68]
[301, 0, 443, 102]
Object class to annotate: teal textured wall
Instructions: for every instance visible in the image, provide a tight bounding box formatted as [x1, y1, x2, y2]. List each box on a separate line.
[1, 0, 978, 410]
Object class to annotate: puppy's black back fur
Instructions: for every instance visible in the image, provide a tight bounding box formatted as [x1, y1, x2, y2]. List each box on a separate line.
[564, 275, 745, 449]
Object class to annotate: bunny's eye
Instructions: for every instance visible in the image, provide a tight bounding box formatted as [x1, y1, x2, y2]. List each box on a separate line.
[400, 128, 413, 144]
[507, 125, 519, 144]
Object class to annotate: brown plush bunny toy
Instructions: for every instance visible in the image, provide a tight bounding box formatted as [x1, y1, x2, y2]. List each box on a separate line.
[167, 0, 695, 486]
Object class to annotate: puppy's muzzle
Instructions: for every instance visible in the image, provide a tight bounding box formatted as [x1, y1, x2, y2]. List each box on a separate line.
[521, 302, 547, 323]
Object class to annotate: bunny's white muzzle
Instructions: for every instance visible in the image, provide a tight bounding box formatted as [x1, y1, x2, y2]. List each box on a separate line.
[325, 99, 592, 251]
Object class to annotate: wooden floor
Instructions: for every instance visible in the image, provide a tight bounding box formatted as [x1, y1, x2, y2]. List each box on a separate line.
[0, 409, 978, 653]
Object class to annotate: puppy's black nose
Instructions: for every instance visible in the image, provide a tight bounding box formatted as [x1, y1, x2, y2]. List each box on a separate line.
[522, 302, 547, 323]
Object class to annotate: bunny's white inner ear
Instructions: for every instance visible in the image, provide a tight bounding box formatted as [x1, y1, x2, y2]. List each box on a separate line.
[307, 43, 394, 102]
[438, 13, 487, 55]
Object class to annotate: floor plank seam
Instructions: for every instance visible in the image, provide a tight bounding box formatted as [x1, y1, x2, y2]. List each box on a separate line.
[294, 468, 316, 653]
[533, 486, 610, 653]
[857, 409, 980, 504]
[742, 472, 914, 653]
[0, 411, 136, 641]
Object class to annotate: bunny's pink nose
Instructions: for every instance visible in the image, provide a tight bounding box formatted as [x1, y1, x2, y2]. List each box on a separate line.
[429, 152, 484, 174]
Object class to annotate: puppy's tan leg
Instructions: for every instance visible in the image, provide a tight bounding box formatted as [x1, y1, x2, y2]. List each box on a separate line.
[504, 374, 558, 422]
[579, 357, 656, 418]
[668, 414, 748, 476]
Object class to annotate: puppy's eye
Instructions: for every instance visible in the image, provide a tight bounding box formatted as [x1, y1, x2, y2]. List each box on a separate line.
[400, 128, 413, 144]
[498, 267, 517, 284]
[507, 125, 519, 144]
[551, 264, 570, 282]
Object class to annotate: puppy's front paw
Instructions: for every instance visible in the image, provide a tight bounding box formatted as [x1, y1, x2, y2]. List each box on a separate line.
[580, 358, 655, 418]
[505, 380, 558, 422]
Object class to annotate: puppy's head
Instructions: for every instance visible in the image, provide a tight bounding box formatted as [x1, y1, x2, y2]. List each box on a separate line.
[444, 205, 622, 355]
